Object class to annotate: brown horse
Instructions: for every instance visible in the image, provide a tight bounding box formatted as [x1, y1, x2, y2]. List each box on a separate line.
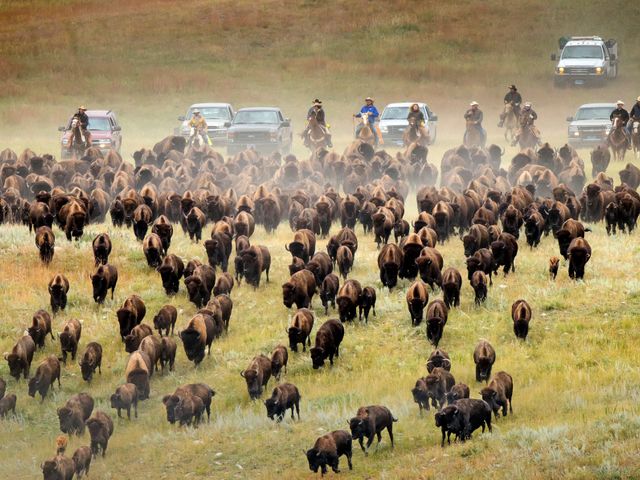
[608, 117, 629, 162]
[356, 114, 376, 145]
[463, 120, 484, 148]
[402, 118, 430, 147]
[303, 116, 329, 150]
[517, 124, 539, 150]
[631, 120, 640, 159]
[502, 104, 518, 142]
[68, 118, 91, 157]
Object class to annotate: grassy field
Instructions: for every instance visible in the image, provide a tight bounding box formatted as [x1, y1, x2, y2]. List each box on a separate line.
[1, 1, 640, 478]
[1, 183, 640, 479]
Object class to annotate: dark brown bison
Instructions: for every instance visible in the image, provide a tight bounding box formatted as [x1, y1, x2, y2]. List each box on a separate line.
[90, 264, 118, 304]
[57, 393, 94, 435]
[473, 340, 495, 382]
[48, 273, 69, 314]
[480, 371, 514, 419]
[441, 267, 462, 308]
[185, 206, 207, 242]
[124, 323, 153, 353]
[336, 279, 362, 322]
[348, 405, 397, 455]
[556, 218, 587, 260]
[180, 313, 213, 366]
[35, 226, 55, 265]
[470, 270, 488, 305]
[160, 337, 177, 373]
[79, 342, 102, 383]
[28, 309, 54, 349]
[184, 264, 216, 308]
[445, 383, 471, 405]
[372, 207, 395, 247]
[524, 211, 545, 247]
[377, 243, 403, 289]
[511, 299, 532, 340]
[306, 430, 353, 476]
[151, 215, 174, 252]
[285, 229, 316, 263]
[288, 308, 314, 353]
[282, 269, 316, 309]
[142, 233, 164, 268]
[423, 367, 455, 410]
[567, 237, 591, 280]
[240, 245, 271, 287]
[204, 233, 231, 272]
[110, 383, 138, 419]
[41, 455, 75, 480]
[501, 204, 523, 239]
[157, 254, 184, 295]
[415, 246, 444, 289]
[270, 345, 288, 380]
[92, 233, 112, 266]
[125, 350, 152, 400]
[116, 295, 146, 341]
[264, 382, 300, 422]
[241, 354, 272, 400]
[28, 355, 61, 402]
[463, 224, 490, 257]
[162, 383, 215, 424]
[59, 318, 81, 364]
[85, 410, 114, 457]
[72, 446, 92, 478]
[132, 204, 153, 241]
[320, 273, 339, 315]
[490, 232, 518, 275]
[153, 304, 177, 337]
[426, 299, 448, 347]
[359, 286, 377, 323]
[213, 272, 234, 296]
[310, 319, 344, 369]
[434, 398, 492, 446]
[466, 248, 494, 285]
[406, 280, 429, 326]
[426, 348, 451, 372]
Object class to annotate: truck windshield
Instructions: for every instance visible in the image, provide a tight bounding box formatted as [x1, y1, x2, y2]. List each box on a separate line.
[233, 111, 280, 124]
[187, 107, 230, 120]
[562, 45, 603, 59]
[382, 106, 427, 120]
[575, 107, 614, 120]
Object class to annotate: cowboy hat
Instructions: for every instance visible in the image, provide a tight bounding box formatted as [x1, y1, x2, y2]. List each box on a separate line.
[637, 96, 640, 102]
[508, 84, 517, 90]
[365, 97, 374, 102]
[312, 99, 322, 105]
[470, 101, 479, 106]
[616, 100, 624, 105]
[78, 106, 86, 110]
[193, 109, 201, 114]
[524, 102, 532, 107]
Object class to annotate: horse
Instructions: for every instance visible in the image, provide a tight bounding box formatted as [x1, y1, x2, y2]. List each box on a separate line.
[502, 103, 518, 142]
[608, 117, 629, 162]
[463, 120, 484, 148]
[303, 116, 329, 150]
[516, 123, 539, 150]
[402, 117, 430, 147]
[68, 118, 91, 157]
[356, 113, 376, 146]
[631, 120, 640, 159]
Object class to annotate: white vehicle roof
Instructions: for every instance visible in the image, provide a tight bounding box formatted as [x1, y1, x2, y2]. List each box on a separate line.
[565, 40, 604, 46]
[189, 103, 232, 108]
[384, 102, 429, 108]
[578, 103, 617, 109]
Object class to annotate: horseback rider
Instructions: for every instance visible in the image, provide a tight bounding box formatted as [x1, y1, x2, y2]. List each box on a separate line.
[407, 103, 425, 128]
[513, 102, 541, 146]
[629, 96, 640, 137]
[188, 109, 211, 145]
[305, 99, 332, 148]
[464, 101, 486, 145]
[498, 84, 522, 127]
[73, 106, 89, 130]
[610, 100, 632, 147]
[354, 97, 380, 143]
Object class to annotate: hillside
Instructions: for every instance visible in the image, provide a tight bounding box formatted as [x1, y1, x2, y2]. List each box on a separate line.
[0, 0, 639, 153]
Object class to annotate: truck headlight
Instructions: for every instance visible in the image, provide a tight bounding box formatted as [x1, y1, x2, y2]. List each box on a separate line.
[557, 67, 565, 74]
[595, 67, 603, 74]
[380, 126, 388, 133]
[573, 131, 580, 137]
[270, 131, 278, 142]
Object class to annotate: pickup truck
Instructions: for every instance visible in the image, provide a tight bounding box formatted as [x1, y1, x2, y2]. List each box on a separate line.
[175, 103, 235, 145]
[551, 36, 618, 86]
[226, 107, 292, 155]
[566, 103, 616, 148]
[379, 102, 438, 145]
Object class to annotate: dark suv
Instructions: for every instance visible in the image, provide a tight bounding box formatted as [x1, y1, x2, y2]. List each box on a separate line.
[226, 107, 292, 155]
[59, 110, 122, 158]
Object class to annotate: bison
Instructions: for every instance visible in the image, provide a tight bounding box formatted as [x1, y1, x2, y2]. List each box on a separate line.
[282, 269, 316, 309]
[288, 308, 314, 353]
[306, 430, 353, 476]
[28, 355, 61, 402]
[110, 383, 138, 419]
[349, 405, 397, 455]
[511, 299, 532, 340]
[85, 410, 114, 457]
[426, 299, 448, 347]
[90, 264, 118, 304]
[79, 342, 102, 383]
[241, 354, 272, 400]
[310, 319, 344, 369]
[264, 382, 300, 422]
[48, 273, 69, 314]
[480, 371, 514, 419]
[473, 340, 496, 382]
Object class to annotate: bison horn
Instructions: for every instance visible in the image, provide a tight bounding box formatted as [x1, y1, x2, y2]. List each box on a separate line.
[3, 352, 8, 360]
[284, 244, 290, 251]
[240, 370, 246, 378]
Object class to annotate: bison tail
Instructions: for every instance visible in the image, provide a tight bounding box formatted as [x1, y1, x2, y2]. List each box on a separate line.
[392, 416, 398, 422]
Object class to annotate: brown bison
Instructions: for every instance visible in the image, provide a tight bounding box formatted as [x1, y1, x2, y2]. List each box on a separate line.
[204, 232, 231, 272]
[473, 340, 496, 382]
[480, 371, 514, 419]
[490, 232, 518, 275]
[426, 299, 448, 347]
[270, 345, 288, 380]
[35, 226, 55, 265]
[110, 383, 138, 419]
[423, 367, 456, 410]
[306, 430, 353, 476]
[90, 264, 118, 304]
[511, 299, 532, 340]
[264, 382, 300, 422]
[41, 455, 75, 480]
[28, 355, 61, 402]
[57, 393, 94, 435]
[157, 254, 184, 295]
[567, 237, 591, 280]
[310, 319, 344, 369]
[240, 245, 271, 287]
[180, 313, 214, 366]
[377, 243, 403, 289]
[28, 309, 54, 349]
[288, 308, 314, 353]
[406, 280, 429, 326]
[185, 206, 207, 242]
[48, 273, 69, 314]
[59, 318, 81, 364]
[184, 264, 216, 308]
[336, 279, 362, 322]
[92, 232, 112, 266]
[320, 273, 339, 315]
[415, 247, 444, 289]
[153, 304, 177, 337]
[348, 405, 397, 455]
[470, 270, 488, 305]
[162, 383, 215, 424]
[359, 286, 377, 323]
[85, 410, 114, 457]
[116, 295, 146, 341]
[549, 256, 560, 279]
[282, 269, 316, 309]
[285, 229, 316, 263]
[241, 354, 272, 400]
[441, 267, 462, 308]
[125, 350, 152, 400]
[72, 445, 92, 478]
[466, 248, 494, 285]
[160, 337, 177, 373]
[79, 342, 102, 383]
[142, 233, 164, 268]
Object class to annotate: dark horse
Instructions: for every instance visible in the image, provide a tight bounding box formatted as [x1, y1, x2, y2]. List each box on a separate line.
[68, 117, 91, 157]
[608, 117, 629, 162]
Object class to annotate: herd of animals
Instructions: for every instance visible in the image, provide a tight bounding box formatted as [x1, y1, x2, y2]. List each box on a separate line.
[0, 133, 639, 478]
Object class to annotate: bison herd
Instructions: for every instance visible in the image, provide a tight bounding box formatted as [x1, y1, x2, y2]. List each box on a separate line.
[0, 134, 635, 477]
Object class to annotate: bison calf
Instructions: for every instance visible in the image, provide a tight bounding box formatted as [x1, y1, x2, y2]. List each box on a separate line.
[480, 371, 514, 419]
[0, 393, 17, 417]
[264, 382, 301, 422]
[110, 383, 138, 419]
[270, 345, 288, 380]
[72, 445, 92, 478]
[153, 304, 177, 337]
[320, 273, 339, 315]
[28, 355, 61, 402]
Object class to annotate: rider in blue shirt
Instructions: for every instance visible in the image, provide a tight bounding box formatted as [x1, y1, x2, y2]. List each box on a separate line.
[354, 97, 379, 142]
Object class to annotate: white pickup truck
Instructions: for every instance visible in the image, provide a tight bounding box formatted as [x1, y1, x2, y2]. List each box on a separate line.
[551, 36, 618, 86]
